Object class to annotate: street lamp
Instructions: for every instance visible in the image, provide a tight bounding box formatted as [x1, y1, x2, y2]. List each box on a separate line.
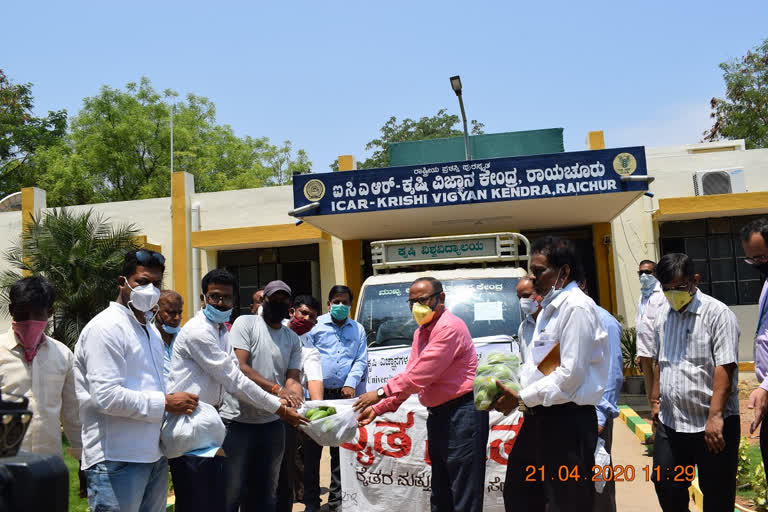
[450, 75, 470, 161]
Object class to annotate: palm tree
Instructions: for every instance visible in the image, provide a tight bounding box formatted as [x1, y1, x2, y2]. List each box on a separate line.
[1, 208, 141, 349]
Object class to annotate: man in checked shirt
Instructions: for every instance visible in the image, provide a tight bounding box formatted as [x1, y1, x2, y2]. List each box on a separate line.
[650, 253, 740, 512]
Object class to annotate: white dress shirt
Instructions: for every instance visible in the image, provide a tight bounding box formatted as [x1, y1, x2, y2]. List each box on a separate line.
[166, 310, 281, 413]
[74, 302, 167, 468]
[519, 281, 609, 408]
[0, 330, 82, 458]
[635, 281, 666, 358]
[517, 313, 537, 366]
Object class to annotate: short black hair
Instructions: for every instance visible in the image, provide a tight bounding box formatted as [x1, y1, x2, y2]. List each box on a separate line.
[9, 276, 56, 312]
[293, 295, 321, 314]
[639, 259, 656, 270]
[411, 277, 443, 294]
[531, 236, 585, 283]
[328, 285, 353, 303]
[656, 253, 695, 284]
[740, 218, 768, 246]
[122, 249, 166, 278]
[201, 269, 237, 294]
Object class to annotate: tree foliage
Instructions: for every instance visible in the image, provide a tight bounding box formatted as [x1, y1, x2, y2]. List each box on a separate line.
[330, 108, 484, 170]
[0, 209, 141, 349]
[704, 38, 768, 149]
[0, 69, 67, 198]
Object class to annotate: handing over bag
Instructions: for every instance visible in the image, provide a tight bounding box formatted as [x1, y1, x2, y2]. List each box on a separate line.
[160, 401, 226, 459]
[298, 399, 358, 447]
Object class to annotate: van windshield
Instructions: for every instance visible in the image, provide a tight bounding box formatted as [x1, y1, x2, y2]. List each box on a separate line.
[357, 278, 522, 348]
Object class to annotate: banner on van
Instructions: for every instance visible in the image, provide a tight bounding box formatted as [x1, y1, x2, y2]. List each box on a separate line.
[293, 146, 647, 216]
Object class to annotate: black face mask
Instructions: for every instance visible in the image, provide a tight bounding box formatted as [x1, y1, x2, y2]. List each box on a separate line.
[263, 300, 290, 324]
[756, 262, 768, 279]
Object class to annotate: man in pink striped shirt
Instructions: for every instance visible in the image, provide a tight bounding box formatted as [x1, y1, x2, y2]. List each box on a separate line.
[354, 277, 488, 512]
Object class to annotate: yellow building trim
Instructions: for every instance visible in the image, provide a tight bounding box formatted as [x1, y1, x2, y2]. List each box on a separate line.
[342, 239, 363, 316]
[191, 223, 326, 250]
[338, 155, 356, 172]
[739, 361, 755, 372]
[134, 235, 162, 254]
[655, 191, 768, 221]
[172, 173, 191, 323]
[586, 130, 605, 150]
[592, 223, 617, 314]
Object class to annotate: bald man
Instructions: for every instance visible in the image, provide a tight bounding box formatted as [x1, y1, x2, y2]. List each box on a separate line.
[515, 277, 541, 364]
[154, 289, 184, 383]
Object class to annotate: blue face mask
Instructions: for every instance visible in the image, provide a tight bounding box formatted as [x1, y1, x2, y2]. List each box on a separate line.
[161, 323, 181, 334]
[330, 303, 350, 322]
[203, 304, 232, 324]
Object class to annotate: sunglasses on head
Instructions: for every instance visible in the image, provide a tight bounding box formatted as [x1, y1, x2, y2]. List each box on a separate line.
[136, 249, 165, 266]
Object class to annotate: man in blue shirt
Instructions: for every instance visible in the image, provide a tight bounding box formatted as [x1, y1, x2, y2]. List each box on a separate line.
[153, 289, 183, 384]
[579, 279, 623, 512]
[303, 285, 368, 512]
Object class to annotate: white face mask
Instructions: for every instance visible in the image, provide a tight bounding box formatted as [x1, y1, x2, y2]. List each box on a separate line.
[540, 268, 565, 307]
[123, 278, 161, 313]
[519, 297, 539, 316]
[639, 273, 657, 290]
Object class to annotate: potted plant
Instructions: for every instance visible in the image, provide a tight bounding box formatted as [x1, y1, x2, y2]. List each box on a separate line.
[621, 327, 645, 395]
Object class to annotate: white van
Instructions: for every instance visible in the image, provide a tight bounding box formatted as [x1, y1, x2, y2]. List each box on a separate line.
[354, 232, 530, 390]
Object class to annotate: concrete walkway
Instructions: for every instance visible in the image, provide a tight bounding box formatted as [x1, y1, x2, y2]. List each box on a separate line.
[612, 418, 662, 511]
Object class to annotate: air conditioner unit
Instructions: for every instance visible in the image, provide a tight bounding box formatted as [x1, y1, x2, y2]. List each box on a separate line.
[692, 168, 746, 196]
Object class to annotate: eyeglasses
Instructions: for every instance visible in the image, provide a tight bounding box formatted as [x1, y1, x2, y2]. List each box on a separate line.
[662, 282, 692, 292]
[637, 269, 654, 276]
[407, 292, 439, 307]
[136, 249, 165, 266]
[745, 255, 768, 265]
[206, 293, 234, 306]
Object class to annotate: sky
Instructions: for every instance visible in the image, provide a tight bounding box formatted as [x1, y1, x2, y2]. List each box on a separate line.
[2, 1, 767, 174]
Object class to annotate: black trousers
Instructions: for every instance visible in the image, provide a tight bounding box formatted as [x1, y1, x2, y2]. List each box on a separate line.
[276, 424, 298, 512]
[592, 417, 615, 512]
[652, 416, 739, 512]
[504, 403, 598, 512]
[303, 388, 343, 512]
[426, 393, 489, 512]
[168, 455, 225, 512]
[761, 416, 768, 488]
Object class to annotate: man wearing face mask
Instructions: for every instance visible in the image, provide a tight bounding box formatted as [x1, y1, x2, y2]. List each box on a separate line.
[516, 277, 541, 361]
[649, 253, 740, 511]
[491, 236, 608, 511]
[167, 271, 306, 512]
[74, 249, 199, 512]
[303, 284, 368, 512]
[740, 218, 768, 486]
[220, 280, 306, 512]
[276, 295, 324, 512]
[153, 289, 183, 384]
[635, 259, 665, 421]
[354, 277, 488, 512]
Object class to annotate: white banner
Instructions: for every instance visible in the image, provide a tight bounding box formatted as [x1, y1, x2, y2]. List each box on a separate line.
[339, 396, 523, 511]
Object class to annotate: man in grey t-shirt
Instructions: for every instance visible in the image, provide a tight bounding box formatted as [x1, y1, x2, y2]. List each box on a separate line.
[220, 280, 303, 512]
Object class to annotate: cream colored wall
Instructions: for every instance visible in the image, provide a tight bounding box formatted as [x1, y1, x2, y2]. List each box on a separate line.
[191, 186, 295, 230]
[0, 212, 23, 332]
[611, 143, 768, 360]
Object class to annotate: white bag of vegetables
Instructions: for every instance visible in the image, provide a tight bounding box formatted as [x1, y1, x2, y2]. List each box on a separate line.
[473, 352, 522, 410]
[298, 399, 359, 446]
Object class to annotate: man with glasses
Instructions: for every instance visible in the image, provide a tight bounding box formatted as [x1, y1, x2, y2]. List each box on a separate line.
[740, 218, 768, 485]
[75, 249, 199, 512]
[167, 271, 306, 512]
[219, 280, 306, 512]
[649, 253, 740, 511]
[491, 236, 608, 511]
[354, 277, 488, 512]
[635, 259, 665, 425]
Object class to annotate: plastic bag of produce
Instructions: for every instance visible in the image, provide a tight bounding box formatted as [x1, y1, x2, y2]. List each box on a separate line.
[298, 399, 358, 446]
[473, 352, 522, 410]
[160, 401, 226, 459]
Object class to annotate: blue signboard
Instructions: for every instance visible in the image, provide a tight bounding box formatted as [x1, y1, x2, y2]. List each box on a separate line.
[292, 147, 647, 216]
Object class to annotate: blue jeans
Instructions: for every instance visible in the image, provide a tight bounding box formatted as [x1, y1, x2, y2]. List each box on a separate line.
[223, 419, 285, 512]
[85, 458, 168, 512]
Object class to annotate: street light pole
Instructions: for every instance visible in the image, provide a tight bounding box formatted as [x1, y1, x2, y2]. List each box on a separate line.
[450, 75, 470, 161]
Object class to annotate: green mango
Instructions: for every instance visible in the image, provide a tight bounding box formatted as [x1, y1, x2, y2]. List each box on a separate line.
[325, 407, 336, 415]
[310, 410, 331, 421]
[476, 364, 496, 375]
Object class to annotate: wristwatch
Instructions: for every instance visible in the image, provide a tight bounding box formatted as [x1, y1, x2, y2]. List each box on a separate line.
[376, 387, 386, 399]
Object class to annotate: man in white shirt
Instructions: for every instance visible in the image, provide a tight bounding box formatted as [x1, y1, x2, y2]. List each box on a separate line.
[74, 249, 199, 512]
[0, 276, 82, 471]
[220, 280, 306, 512]
[635, 259, 666, 417]
[277, 294, 324, 511]
[516, 276, 541, 361]
[167, 270, 305, 512]
[493, 236, 608, 511]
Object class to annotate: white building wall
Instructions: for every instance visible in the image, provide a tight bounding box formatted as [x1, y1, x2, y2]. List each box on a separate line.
[192, 186, 295, 230]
